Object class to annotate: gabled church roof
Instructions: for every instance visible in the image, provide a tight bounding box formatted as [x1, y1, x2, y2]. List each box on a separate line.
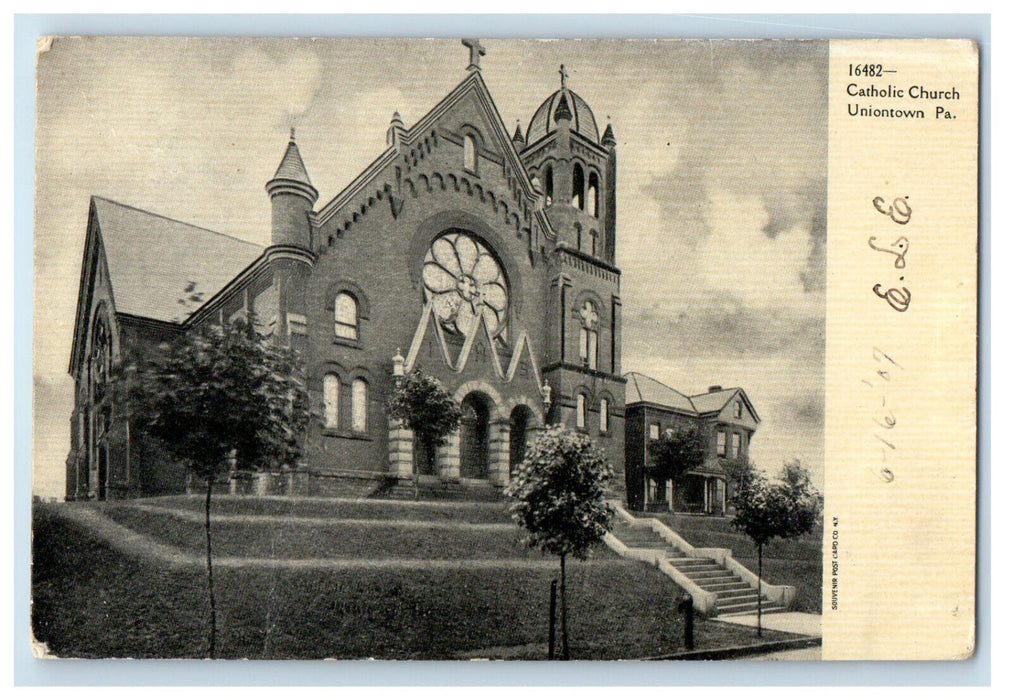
[315, 68, 544, 229]
[91, 197, 264, 324]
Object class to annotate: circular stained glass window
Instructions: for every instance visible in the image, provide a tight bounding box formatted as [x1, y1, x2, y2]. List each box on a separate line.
[422, 232, 509, 337]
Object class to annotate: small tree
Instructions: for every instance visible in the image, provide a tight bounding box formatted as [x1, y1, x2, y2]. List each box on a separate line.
[504, 425, 615, 659]
[647, 424, 706, 511]
[128, 320, 309, 658]
[386, 368, 462, 499]
[730, 462, 821, 637]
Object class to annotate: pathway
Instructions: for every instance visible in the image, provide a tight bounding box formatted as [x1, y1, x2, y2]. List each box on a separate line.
[715, 611, 822, 637]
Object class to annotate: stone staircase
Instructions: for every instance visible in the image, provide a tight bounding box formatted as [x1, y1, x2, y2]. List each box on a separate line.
[607, 519, 787, 617]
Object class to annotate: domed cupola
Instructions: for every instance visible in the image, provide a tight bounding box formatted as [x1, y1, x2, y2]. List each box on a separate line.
[526, 65, 601, 146]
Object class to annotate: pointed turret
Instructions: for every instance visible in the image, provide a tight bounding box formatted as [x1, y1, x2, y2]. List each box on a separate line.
[265, 129, 318, 249]
[512, 120, 526, 150]
[601, 122, 616, 149]
[387, 111, 405, 148]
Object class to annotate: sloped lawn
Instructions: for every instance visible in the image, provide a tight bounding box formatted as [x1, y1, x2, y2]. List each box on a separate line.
[654, 513, 823, 613]
[32, 504, 799, 659]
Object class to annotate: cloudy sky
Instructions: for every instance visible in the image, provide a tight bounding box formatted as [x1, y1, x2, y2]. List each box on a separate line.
[33, 37, 826, 497]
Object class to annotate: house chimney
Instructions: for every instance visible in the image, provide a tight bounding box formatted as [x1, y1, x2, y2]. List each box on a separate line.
[708, 385, 723, 393]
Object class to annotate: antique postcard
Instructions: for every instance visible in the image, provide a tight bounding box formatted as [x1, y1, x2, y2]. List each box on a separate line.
[30, 37, 978, 663]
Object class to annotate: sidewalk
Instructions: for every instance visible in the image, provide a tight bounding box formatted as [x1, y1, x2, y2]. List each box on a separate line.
[715, 611, 822, 637]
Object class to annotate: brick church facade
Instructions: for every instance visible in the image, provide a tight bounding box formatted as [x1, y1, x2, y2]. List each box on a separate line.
[66, 44, 628, 501]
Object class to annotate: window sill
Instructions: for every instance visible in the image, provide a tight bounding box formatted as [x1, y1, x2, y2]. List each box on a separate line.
[322, 428, 373, 442]
[332, 337, 363, 350]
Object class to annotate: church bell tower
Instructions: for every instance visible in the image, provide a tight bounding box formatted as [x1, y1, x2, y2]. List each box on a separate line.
[519, 65, 625, 481]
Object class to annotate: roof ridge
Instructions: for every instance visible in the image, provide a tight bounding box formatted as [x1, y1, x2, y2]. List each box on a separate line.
[627, 371, 691, 399]
[688, 386, 742, 398]
[92, 196, 264, 250]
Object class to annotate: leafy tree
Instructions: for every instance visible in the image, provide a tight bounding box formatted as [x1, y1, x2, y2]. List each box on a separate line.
[504, 425, 615, 659]
[647, 424, 706, 511]
[730, 462, 821, 637]
[127, 320, 309, 658]
[720, 457, 758, 506]
[386, 368, 462, 499]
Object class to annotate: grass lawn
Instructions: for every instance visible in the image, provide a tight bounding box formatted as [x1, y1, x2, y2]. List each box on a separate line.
[151, 495, 515, 523]
[100, 504, 548, 560]
[652, 513, 823, 613]
[32, 504, 799, 659]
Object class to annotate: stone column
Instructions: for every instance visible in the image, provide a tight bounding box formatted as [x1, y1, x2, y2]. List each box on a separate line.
[437, 429, 461, 481]
[387, 417, 414, 480]
[488, 419, 511, 487]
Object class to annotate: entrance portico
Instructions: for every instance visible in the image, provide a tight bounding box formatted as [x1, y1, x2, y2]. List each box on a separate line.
[387, 379, 543, 489]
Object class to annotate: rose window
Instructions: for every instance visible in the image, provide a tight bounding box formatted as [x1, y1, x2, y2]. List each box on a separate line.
[422, 232, 509, 336]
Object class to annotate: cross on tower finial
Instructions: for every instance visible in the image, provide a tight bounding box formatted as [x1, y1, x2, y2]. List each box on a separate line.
[559, 64, 568, 88]
[290, 126, 296, 141]
[462, 39, 486, 72]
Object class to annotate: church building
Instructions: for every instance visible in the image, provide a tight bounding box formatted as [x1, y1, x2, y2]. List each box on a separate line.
[66, 42, 627, 500]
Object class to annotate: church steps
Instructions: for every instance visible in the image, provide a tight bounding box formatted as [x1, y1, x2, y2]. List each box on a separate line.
[605, 502, 797, 617]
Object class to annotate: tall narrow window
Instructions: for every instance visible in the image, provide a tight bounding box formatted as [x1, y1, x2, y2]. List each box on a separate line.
[717, 430, 727, 457]
[323, 374, 340, 429]
[578, 300, 599, 370]
[463, 134, 477, 172]
[335, 293, 358, 340]
[544, 164, 554, 206]
[649, 423, 660, 441]
[587, 172, 599, 217]
[735, 400, 743, 418]
[599, 397, 610, 433]
[571, 163, 585, 209]
[575, 393, 587, 429]
[351, 378, 368, 432]
[732, 433, 741, 458]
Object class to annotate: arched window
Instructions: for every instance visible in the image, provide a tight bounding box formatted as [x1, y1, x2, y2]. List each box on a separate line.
[335, 293, 358, 340]
[587, 172, 599, 217]
[90, 318, 111, 399]
[735, 400, 743, 418]
[544, 164, 554, 206]
[463, 134, 477, 172]
[351, 378, 368, 432]
[599, 397, 610, 433]
[323, 374, 340, 429]
[578, 300, 599, 371]
[572, 163, 585, 209]
[575, 392, 587, 429]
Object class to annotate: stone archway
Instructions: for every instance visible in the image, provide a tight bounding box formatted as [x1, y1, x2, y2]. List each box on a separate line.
[460, 392, 492, 479]
[509, 404, 534, 477]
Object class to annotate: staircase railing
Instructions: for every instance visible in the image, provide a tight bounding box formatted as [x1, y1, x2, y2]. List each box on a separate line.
[605, 501, 796, 614]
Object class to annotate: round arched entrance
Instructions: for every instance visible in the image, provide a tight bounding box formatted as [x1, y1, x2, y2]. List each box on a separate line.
[459, 392, 492, 479]
[509, 404, 534, 477]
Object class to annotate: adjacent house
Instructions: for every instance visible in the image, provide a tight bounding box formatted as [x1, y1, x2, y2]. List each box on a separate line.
[623, 372, 760, 515]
